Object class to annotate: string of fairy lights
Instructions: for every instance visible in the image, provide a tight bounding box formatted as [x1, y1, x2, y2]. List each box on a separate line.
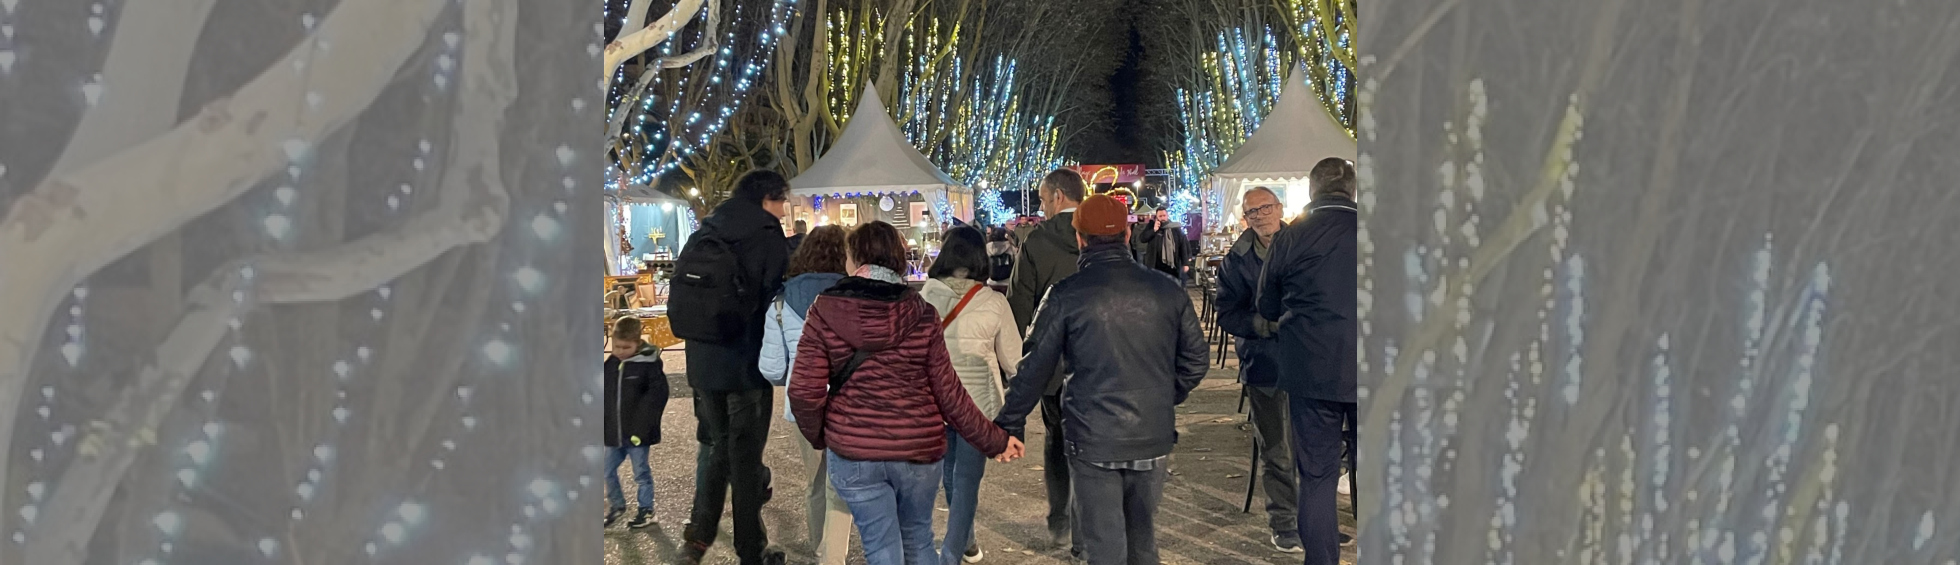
[1163, 9, 1354, 223]
[605, 0, 795, 190]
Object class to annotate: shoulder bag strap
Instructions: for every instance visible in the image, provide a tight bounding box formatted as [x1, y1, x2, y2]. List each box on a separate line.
[940, 284, 987, 328]
[827, 348, 874, 396]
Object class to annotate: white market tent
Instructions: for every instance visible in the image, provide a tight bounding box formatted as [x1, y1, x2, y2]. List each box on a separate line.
[789, 85, 972, 226]
[1208, 65, 1356, 228]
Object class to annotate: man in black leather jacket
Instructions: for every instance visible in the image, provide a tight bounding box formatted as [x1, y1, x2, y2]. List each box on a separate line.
[996, 194, 1210, 565]
[1260, 158, 1359, 565]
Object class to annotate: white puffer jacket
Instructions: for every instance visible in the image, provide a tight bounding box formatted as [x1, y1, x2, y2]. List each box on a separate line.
[919, 277, 1021, 418]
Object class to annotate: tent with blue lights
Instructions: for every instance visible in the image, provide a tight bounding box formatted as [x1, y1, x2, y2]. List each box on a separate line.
[788, 85, 973, 230]
[1208, 65, 1356, 227]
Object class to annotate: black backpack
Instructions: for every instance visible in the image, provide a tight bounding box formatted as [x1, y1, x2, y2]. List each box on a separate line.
[989, 252, 1014, 282]
[667, 225, 754, 343]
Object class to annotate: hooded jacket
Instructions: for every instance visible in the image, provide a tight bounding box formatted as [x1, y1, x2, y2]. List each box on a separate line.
[1258, 196, 1358, 403]
[683, 197, 790, 392]
[788, 277, 1010, 463]
[920, 277, 1020, 418]
[760, 272, 847, 421]
[604, 342, 670, 447]
[994, 243, 1209, 463]
[1006, 211, 1080, 395]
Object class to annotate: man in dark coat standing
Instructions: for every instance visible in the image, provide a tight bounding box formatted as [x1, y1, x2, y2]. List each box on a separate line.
[1132, 206, 1191, 283]
[786, 219, 808, 255]
[1005, 168, 1089, 555]
[996, 194, 1210, 565]
[680, 171, 792, 565]
[1216, 186, 1306, 553]
[1259, 158, 1359, 565]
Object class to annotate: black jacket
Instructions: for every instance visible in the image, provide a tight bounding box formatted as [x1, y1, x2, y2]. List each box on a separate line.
[1006, 211, 1081, 395]
[786, 232, 806, 256]
[1217, 230, 1281, 388]
[995, 243, 1210, 463]
[1259, 196, 1358, 403]
[1132, 220, 1191, 274]
[605, 342, 670, 447]
[684, 198, 790, 391]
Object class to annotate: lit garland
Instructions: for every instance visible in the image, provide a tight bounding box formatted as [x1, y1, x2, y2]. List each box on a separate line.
[606, 0, 795, 189]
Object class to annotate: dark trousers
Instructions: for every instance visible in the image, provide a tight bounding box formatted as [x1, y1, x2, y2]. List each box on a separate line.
[1290, 396, 1355, 565]
[1069, 459, 1168, 565]
[1247, 386, 1299, 534]
[686, 388, 774, 563]
[1040, 394, 1080, 551]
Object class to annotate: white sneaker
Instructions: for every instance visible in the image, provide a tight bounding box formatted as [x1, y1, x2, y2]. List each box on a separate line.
[962, 543, 984, 563]
[1338, 472, 1351, 496]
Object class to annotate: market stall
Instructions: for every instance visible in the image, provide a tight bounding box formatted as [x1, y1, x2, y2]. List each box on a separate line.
[1204, 65, 1356, 231]
[606, 183, 694, 277]
[788, 85, 973, 272]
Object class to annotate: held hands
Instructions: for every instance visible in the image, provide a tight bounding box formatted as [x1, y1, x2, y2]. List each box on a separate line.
[994, 437, 1026, 463]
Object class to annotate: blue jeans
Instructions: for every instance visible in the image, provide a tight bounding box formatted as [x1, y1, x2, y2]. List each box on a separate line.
[828, 452, 943, 565]
[606, 445, 653, 511]
[940, 429, 988, 565]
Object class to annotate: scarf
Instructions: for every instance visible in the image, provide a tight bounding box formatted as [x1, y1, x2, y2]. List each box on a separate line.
[855, 264, 906, 284]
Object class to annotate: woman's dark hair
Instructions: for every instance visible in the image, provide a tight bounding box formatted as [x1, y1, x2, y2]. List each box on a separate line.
[987, 227, 1008, 243]
[786, 225, 849, 277]
[928, 226, 991, 283]
[731, 169, 790, 204]
[847, 221, 909, 274]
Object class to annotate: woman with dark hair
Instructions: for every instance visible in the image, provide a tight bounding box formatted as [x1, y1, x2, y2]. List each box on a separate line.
[921, 226, 1022, 564]
[788, 221, 1025, 565]
[985, 227, 1016, 283]
[758, 224, 853, 565]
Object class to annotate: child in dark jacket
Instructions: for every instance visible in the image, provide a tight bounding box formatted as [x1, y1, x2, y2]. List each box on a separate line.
[605, 317, 670, 529]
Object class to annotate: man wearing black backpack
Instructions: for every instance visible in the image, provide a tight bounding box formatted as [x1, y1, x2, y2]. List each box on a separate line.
[668, 170, 793, 565]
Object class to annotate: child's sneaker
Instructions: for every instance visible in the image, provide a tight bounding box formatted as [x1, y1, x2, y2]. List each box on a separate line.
[603, 507, 626, 528]
[627, 509, 655, 529]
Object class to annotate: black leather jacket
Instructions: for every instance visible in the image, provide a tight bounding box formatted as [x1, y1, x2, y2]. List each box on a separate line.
[995, 243, 1210, 463]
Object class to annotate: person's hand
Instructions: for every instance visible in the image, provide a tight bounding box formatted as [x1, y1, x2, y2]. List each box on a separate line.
[995, 437, 1026, 463]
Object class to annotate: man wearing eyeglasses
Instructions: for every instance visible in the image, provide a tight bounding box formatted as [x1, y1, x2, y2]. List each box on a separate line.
[1215, 186, 1308, 553]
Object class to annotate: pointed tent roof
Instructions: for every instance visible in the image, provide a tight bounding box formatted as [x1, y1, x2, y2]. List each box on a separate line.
[790, 86, 959, 196]
[1212, 66, 1356, 179]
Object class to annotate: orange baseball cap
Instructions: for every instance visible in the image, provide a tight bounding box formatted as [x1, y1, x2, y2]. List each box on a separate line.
[1072, 194, 1130, 236]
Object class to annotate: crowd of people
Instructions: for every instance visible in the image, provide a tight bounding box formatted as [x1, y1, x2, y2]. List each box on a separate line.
[600, 159, 1359, 565]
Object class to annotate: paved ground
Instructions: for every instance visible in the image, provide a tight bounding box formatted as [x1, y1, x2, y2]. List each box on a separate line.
[603, 349, 1357, 565]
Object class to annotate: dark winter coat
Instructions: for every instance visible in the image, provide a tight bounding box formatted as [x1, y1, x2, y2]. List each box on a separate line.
[605, 342, 670, 447]
[683, 198, 790, 392]
[1006, 210, 1080, 395]
[1132, 219, 1191, 275]
[788, 277, 1009, 463]
[995, 243, 1210, 463]
[1217, 230, 1282, 388]
[1259, 196, 1358, 403]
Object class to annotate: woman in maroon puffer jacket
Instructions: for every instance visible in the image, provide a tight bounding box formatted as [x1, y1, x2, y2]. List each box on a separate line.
[789, 221, 1025, 565]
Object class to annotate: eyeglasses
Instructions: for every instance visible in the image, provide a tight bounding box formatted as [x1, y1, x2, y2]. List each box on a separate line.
[1242, 203, 1280, 218]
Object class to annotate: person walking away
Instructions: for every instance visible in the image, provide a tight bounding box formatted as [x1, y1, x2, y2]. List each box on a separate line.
[1132, 207, 1191, 284]
[986, 227, 1016, 284]
[604, 317, 670, 530]
[668, 170, 794, 565]
[994, 194, 1209, 565]
[1260, 158, 1360, 565]
[758, 225, 853, 565]
[1004, 168, 1089, 555]
[789, 221, 1025, 565]
[921, 226, 1023, 564]
[1214, 187, 1307, 552]
[787, 219, 810, 255]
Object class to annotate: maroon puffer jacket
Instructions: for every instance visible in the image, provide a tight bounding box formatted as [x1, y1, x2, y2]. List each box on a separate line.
[788, 277, 1010, 463]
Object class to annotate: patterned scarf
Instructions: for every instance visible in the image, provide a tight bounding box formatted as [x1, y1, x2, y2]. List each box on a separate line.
[855, 264, 906, 284]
